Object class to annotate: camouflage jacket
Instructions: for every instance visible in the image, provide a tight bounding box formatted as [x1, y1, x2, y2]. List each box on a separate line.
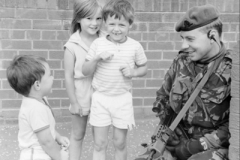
[154, 44, 232, 148]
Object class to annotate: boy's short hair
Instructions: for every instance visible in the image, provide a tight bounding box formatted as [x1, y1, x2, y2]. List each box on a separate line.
[102, 0, 134, 25]
[7, 55, 47, 97]
[199, 18, 223, 37]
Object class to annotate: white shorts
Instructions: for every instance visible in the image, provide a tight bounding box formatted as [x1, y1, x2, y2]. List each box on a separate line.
[89, 91, 135, 130]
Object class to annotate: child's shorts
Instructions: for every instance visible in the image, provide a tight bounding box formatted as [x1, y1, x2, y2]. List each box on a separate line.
[19, 148, 51, 160]
[89, 91, 135, 130]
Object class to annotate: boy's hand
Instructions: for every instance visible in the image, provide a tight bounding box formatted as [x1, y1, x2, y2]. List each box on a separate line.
[98, 51, 114, 61]
[69, 103, 83, 116]
[58, 136, 70, 149]
[119, 62, 135, 78]
[60, 148, 69, 160]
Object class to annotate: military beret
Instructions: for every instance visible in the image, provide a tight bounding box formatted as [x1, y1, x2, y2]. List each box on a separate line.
[175, 4, 219, 32]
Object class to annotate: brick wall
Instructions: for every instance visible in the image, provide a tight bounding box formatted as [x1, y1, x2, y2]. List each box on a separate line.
[0, 0, 239, 157]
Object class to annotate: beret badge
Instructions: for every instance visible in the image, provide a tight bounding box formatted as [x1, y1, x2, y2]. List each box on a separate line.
[183, 20, 193, 28]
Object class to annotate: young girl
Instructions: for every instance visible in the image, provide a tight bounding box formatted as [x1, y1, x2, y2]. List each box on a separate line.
[63, 0, 103, 159]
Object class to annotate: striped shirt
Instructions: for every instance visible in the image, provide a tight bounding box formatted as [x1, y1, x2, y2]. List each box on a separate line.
[86, 36, 147, 95]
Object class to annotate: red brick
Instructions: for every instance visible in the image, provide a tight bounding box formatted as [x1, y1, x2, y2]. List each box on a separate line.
[49, 89, 67, 98]
[133, 98, 143, 106]
[10, 30, 25, 39]
[143, 98, 155, 106]
[139, 42, 147, 50]
[163, 13, 184, 22]
[179, 0, 189, 12]
[36, 0, 47, 8]
[146, 79, 163, 87]
[132, 88, 156, 97]
[189, 0, 197, 9]
[42, 31, 57, 40]
[149, 23, 175, 31]
[153, 0, 162, 12]
[61, 99, 70, 107]
[153, 69, 165, 79]
[0, 19, 31, 29]
[33, 41, 62, 50]
[58, 0, 68, 10]
[47, 0, 58, 9]
[222, 23, 230, 32]
[0, 70, 7, 79]
[135, 0, 153, 12]
[33, 20, 62, 30]
[1, 40, 32, 49]
[170, 32, 182, 41]
[2, 80, 11, 89]
[0, 50, 17, 59]
[0, 90, 18, 99]
[61, 108, 71, 116]
[0, 60, 11, 69]
[52, 80, 62, 88]
[2, 110, 19, 118]
[131, 23, 147, 31]
[54, 70, 65, 79]
[135, 13, 162, 22]
[0, 0, 4, 7]
[230, 23, 239, 32]
[162, 1, 171, 12]
[49, 51, 64, 59]
[159, 61, 172, 69]
[233, 0, 239, 13]
[5, 118, 18, 125]
[156, 32, 169, 41]
[63, 20, 71, 30]
[57, 31, 70, 40]
[26, 30, 41, 40]
[224, 0, 234, 12]
[16, 9, 47, 19]
[223, 33, 237, 41]
[5, 0, 17, 7]
[197, 0, 207, 6]
[133, 79, 145, 88]
[48, 60, 61, 69]
[221, 14, 240, 23]
[0, 8, 15, 18]
[174, 42, 182, 50]
[206, 0, 216, 6]
[55, 116, 71, 123]
[52, 109, 62, 116]
[142, 33, 156, 41]
[149, 42, 174, 50]
[0, 30, 10, 39]
[163, 51, 178, 60]
[48, 99, 61, 108]
[129, 32, 142, 41]
[2, 100, 21, 109]
[19, 51, 48, 59]
[146, 51, 162, 60]
[171, 0, 180, 12]
[48, 10, 73, 20]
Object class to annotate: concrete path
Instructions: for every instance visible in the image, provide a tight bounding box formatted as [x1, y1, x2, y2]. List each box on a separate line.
[0, 118, 159, 160]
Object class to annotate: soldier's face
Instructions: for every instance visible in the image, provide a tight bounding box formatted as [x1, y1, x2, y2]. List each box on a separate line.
[180, 28, 214, 62]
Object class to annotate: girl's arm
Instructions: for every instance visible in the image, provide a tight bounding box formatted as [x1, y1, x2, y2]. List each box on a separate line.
[36, 128, 68, 160]
[55, 131, 70, 148]
[64, 49, 81, 115]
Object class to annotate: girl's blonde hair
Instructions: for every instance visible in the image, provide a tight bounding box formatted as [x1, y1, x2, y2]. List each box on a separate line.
[71, 0, 101, 34]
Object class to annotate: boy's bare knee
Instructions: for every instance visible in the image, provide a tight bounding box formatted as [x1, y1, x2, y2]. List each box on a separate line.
[71, 129, 86, 141]
[113, 139, 126, 151]
[94, 140, 108, 152]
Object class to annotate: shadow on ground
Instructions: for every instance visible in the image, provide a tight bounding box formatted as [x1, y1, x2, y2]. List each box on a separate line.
[0, 118, 159, 160]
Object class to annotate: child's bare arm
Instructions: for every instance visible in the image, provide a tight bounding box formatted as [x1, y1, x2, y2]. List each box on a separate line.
[82, 52, 114, 76]
[55, 131, 70, 149]
[36, 128, 69, 160]
[120, 62, 148, 78]
[64, 49, 82, 115]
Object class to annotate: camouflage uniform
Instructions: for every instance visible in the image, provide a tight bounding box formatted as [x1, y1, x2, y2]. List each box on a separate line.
[153, 44, 232, 160]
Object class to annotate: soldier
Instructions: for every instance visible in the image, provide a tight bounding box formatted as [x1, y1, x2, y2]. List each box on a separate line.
[153, 4, 232, 160]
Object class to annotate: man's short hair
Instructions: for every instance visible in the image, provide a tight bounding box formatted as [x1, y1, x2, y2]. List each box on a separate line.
[199, 18, 223, 37]
[7, 55, 47, 97]
[102, 0, 134, 25]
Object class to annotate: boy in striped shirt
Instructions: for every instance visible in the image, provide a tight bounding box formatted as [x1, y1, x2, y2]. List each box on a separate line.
[82, 0, 147, 159]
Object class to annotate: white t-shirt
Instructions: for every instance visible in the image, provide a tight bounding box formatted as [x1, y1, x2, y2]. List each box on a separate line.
[86, 36, 147, 95]
[18, 97, 56, 160]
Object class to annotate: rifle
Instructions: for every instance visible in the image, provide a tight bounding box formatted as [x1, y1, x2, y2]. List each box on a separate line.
[134, 103, 188, 160]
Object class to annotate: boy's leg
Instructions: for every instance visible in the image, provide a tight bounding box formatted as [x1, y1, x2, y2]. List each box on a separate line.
[92, 125, 110, 160]
[69, 115, 88, 160]
[113, 126, 128, 160]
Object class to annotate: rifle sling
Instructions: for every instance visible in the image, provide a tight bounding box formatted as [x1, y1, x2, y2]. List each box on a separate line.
[169, 55, 224, 131]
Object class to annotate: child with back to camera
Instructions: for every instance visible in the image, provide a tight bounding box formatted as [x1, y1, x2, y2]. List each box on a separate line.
[82, 0, 148, 160]
[7, 55, 69, 160]
[63, 0, 103, 159]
